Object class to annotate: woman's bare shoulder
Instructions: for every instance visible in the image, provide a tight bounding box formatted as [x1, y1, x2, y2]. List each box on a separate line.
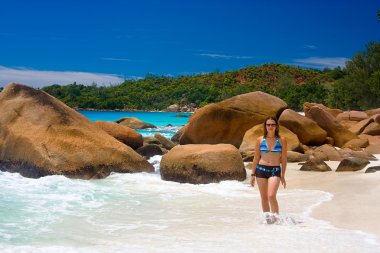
[256, 136, 264, 143]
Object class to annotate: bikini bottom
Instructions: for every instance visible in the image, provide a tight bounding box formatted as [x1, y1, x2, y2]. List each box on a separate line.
[255, 164, 281, 179]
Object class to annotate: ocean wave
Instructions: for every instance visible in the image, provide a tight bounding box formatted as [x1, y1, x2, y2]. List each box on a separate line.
[1, 162, 380, 252]
[137, 125, 182, 138]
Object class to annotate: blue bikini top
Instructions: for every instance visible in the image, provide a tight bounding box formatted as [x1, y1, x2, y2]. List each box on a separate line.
[260, 136, 282, 154]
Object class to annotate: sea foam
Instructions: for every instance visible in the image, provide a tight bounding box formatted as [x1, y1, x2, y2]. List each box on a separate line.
[1, 156, 380, 252]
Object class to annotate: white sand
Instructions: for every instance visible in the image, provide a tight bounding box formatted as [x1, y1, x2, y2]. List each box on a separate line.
[285, 159, 380, 243]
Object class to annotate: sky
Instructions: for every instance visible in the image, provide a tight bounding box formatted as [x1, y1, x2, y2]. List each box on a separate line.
[0, 0, 379, 87]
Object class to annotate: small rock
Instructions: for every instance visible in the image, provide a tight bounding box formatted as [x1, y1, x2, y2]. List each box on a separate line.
[136, 144, 163, 159]
[287, 151, 309, 162]
[336, 157, 370, 172]
[300, 159, 332, 172]
[117, 117, 156, 129]
[154, 133, 176, 150]
[143, 137, 161, 145]
[365, 166, 380, 173]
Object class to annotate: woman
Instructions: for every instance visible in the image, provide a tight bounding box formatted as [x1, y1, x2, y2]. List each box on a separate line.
[250, 116, 287, 217]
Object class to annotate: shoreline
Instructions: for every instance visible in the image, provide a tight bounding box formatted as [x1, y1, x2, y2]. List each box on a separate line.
[76, 108, 165, 112]
[74, 108, 195, 113]
[285, 158, 380, 243]
[76, 108, 194, 115]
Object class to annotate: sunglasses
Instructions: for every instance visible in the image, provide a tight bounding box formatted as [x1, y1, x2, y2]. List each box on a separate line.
[266, 124, 277, 127]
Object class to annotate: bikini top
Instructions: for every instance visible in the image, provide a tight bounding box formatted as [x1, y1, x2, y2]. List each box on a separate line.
[260, 136, 282, 154]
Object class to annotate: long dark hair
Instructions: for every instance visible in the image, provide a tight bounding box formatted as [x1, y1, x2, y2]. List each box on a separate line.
[263, 116, 280, 137]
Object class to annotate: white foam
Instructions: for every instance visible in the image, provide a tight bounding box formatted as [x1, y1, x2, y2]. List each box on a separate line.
[258, 212, 298, 225]
[148, 155, 162, 173]
[138, 125, 182, 138]
[1, 158, 380, 252]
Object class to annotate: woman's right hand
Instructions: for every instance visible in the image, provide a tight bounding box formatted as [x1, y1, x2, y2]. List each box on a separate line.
[250, 175, 255, 187]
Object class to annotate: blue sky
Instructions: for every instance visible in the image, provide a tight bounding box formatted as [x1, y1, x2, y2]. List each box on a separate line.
[0, 0, 379, 87]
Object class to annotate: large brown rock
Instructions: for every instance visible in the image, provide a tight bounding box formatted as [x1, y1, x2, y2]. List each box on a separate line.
[171, 125, 187, 144]
[239, 124, 302, 154]
[373, 114, 380, 124]
[307, 150, 329, 162]
[314, 144, 342, 161]
[365, 108, 380, 117]
[359, 134, 380, 146]
[279, 109, 327, 145]
[362, 122, 380, 135]
[364, 144, 380, 154]
[336, 111, 368, 121]
[116, 117, 156, 129]
[339, 120, 360, 129]
[338, 148, 377, 161]
[166, 104, 180, 112]
[0, 83, 154, 179]
[94, 121, 143, 150]
[239, 125, 262, 155]
[179, 91, 288, 148]
[349, 118, 374, 135]
[160, 144, 246, 184]
[287, 151, 310, 162]
[342, 138, 369, 150]
[304, 102, 342, 118]
[307, 106, 358, 147]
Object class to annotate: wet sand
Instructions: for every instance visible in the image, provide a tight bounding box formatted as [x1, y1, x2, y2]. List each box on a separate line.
[285, 160, 380, 243]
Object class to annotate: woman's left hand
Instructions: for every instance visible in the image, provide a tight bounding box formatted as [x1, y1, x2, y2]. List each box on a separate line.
[281, 176, 286, 189]
[250, 175, 255, 187]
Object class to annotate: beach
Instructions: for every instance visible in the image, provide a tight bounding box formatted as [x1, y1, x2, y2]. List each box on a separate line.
[1, 109, 380, 252]
[284, 156, 380, 244]
[0, 155, 379, 252]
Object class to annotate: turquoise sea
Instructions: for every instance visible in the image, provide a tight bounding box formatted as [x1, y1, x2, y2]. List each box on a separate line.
[1, 111, 380, 253]
[78, 110, 191, 138]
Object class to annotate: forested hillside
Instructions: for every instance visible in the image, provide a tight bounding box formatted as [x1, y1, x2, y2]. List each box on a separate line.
[42, 41, 380, 111]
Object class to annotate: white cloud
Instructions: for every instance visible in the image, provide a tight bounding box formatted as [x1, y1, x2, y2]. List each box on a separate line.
[199, 53, 253, 60]
[176, 71, 210, 76]
[0, 66, 125, 88]
[303, 44, 317, 49]
[292, 57, 349, 69]
[101, 57, 131, 61]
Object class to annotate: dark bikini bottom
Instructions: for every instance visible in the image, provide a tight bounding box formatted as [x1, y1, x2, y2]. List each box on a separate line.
[255, 164, 281, 179]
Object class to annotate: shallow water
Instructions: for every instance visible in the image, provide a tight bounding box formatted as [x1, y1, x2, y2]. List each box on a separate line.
[1, 156, 379, 253]
[78, 110, 190, 138]
[1, 111, 380, 252]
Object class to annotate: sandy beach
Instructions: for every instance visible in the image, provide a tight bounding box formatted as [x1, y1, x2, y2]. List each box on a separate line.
[285, 157, 380, 243]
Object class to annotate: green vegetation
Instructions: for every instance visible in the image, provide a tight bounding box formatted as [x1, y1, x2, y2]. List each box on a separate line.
[42, 41, 380, 111]
[42, 64, 333, 111]
[328, 41, 380, 110]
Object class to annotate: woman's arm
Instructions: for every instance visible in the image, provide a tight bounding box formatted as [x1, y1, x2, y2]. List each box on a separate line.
[250, 137, 262, 187]
[280, 136, 287, 188]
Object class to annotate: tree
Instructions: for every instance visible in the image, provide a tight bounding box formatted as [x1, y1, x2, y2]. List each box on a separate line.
[323, 66, 346, 80]
[329, 41, 380, 110]
[42, 63, 333, 110]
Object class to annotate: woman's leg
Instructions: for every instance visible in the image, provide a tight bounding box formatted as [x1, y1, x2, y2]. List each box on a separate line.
[268, 176, 281, 213]
[256, 178, 270, 212]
